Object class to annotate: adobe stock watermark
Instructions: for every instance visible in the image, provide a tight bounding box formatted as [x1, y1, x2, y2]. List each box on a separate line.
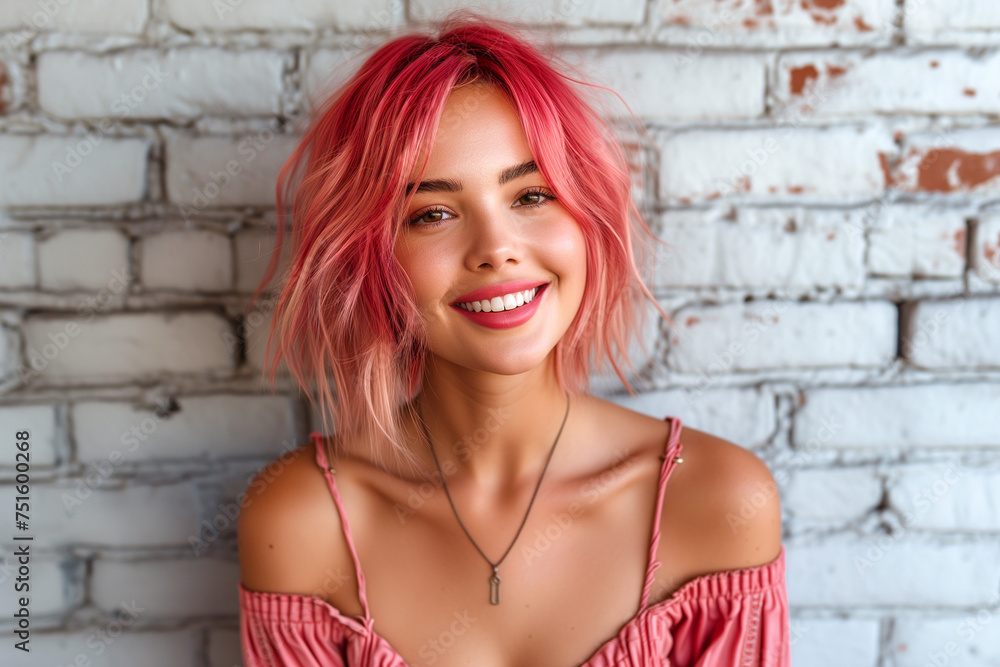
[418, 609, 477, 665]
[853, 461, 967, 575]
[521, 447, 634, 566]
[393, 405, 513, 524]
[60, 397, 177, 514]
[50, 65, 170, 182]
[190, 437, 305, 555]
[17, 265, 133, 386]
[179, 118, 282, 224]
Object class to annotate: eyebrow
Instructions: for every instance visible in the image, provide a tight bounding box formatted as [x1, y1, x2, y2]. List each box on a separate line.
[405, 159, 539, 196]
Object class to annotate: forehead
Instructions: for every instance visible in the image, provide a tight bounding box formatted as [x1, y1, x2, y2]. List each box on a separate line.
[410, 82, 533, 180]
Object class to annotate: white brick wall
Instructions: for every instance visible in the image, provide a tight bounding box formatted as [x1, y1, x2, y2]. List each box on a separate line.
[2, 2, 1000, 665]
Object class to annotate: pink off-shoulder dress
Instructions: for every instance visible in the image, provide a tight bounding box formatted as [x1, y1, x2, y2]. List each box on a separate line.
[239, 416, 791, 666]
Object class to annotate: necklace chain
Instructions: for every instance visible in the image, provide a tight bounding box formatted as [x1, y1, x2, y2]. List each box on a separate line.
[417, 393, 570, 605]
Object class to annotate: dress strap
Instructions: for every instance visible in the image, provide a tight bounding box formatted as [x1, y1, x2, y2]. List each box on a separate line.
[639, 416, 685, 610]
[310, 432, 372, 625]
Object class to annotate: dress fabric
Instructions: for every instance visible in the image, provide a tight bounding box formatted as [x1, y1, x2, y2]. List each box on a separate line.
[239, 416, 792, 666]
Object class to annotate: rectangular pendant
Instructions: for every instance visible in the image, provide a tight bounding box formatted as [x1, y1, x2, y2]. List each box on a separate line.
[490, 573, 501, 605]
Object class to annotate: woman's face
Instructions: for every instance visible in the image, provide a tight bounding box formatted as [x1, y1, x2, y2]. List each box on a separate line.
[393, 82, 587, 376]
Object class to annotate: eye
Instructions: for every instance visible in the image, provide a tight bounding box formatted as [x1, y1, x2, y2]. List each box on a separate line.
[514, 187, 556, 209]
[408, 207, 453, 228]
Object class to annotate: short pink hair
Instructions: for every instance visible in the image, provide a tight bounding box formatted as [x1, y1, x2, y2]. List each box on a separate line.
[252, 10, 667, 464]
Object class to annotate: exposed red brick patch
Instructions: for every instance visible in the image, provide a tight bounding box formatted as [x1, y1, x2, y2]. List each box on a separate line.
[827, 65, 847, 78]
[755, 0, 774, 16]
[826, 232, 836, 240]
[0, 61, 8, 115]
[685, 316, 700, 327]
[910, 148, 1000, 192]
[893, 130, 904, 142]
[744, 18, 759, 28]
[983, 232, 1000, 267]
[963, 88, 976, 97]
[929, 60, 939, 68]
[787, 185, 806, 194]
[878, 152, 895, 187]
[801, 0, 844, 25]
[854, 16, 874, 31]
[667, 16, 690, 26]
[789, 64, 819, 95]
[953, 228, 967, 259]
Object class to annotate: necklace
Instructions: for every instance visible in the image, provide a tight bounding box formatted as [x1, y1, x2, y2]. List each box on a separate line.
[417, 393, 570, 606]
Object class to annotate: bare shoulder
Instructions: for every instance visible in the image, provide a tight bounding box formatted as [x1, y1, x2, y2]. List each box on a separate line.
[237, 439, 364, 617]
[662, 423, 783, 578]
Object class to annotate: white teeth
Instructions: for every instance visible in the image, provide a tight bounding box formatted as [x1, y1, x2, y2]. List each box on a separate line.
[458, 287, 541, 312]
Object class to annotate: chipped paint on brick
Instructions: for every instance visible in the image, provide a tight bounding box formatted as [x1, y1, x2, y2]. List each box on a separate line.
[952, 228, 967, 259]
[963, 88, 976, 97]
[801, 0, 845, 25]
[789, 64, 819, 95]
[878, 152, 895, 187]
[982, 232, 1000, 267]
[0, 61, 8, 115]
[854, 16, 874, 31]
[904, 148, 1000, 193]
[685, 316, 700, 327]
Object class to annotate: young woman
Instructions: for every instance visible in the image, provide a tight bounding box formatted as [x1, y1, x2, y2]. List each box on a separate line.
[238, 12, 789, 667]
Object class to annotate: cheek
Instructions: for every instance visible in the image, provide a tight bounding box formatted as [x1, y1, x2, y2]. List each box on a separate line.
[395, 244, 448, 306]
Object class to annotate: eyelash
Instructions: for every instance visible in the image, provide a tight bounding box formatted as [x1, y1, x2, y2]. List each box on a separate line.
[407, 187, 556, 228]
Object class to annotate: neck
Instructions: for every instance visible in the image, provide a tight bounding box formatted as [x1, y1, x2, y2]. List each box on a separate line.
[411, 353, 572, 493]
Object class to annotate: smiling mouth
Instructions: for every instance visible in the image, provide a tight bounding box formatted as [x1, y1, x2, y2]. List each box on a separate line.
[455, 285, 544, 313]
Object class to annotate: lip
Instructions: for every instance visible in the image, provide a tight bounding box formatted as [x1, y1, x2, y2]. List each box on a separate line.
[451, 280, 549, 305]
[451, 284, 548, 330]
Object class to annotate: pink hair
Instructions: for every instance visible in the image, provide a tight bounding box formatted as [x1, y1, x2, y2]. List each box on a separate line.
[250, 10, 670, 467]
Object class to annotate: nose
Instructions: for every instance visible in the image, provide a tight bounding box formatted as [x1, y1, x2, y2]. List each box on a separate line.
[463, 204, 521, 271]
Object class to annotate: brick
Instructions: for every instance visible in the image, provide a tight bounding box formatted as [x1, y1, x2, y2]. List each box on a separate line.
[791, 618, 881, 667]
[666, 300, 896, 374]
[894, 128, 1000, 195]
[0, 230, 35, 288]
[794, 383, 1000, 448]
[609, 387, 777, 450]
[302, 48, 366, 111]
[413, 0, 644, 26]
[868, 206, 967, 278]
[0, 0, 148, 35]
[786, 536, 1000, 606]
[0, 482, 198, 547]
[72, 394, 295, 461]
[785, 468, 882, 521]
[92, 558, 241, 616]
[655, 208, 865, 289]
[21, 312, 234, 382]
[0, 404, 57, 466]
[655, 0, 894, 47]
[37, 48, 284, 121]
[0, 557, 66, 617]
[887, 461, 1000, 531]
[904, 298, 1000, 369]
[140, 229, 232, 292]
[775, 49, 1000, 116]
[971, 215, 1000, 284]
[165, 131, 297, 211]
[38, 228, 129, 291]
[165, 0, 403, 32]
[565, 50, 766, 120]
[891, 615, 1000, 667]
[659, 126, 895, 203]
[208, 628, 242, 667]
[0, 134, 148, 207]
[19, 630, 196, 667]
[906, 0, 1000, 45]
[234, 226, 292, 293]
